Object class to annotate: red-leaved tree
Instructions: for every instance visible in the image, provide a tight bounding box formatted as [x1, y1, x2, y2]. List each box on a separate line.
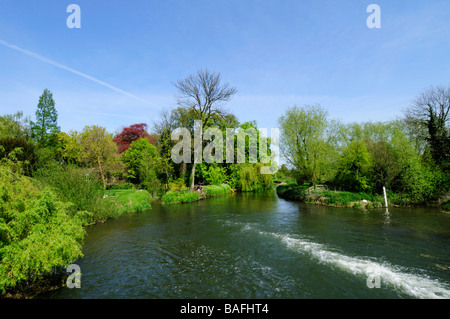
[113, 123, 156, 153]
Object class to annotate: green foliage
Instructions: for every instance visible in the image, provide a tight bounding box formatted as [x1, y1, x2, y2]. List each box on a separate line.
[122, 138, 161, 194]
[237, 164, 273, 192]
[104, 189, 152, 213]
[390, 129, 437, 204]
[276, 184, 309, 201]
[278, 105, 336, 186]
[333, 140, 373, 193]
[239, 164, 258, 192]
[199, 164, 227, 186]
[80, 125, 123, 189]
[55, 131, 83, 165]
[30, 89, 60, 147]
[0, 111, 31, 139]
[168, 178, 188, 192]
[203, 184, 232, 197]
[442, 200, 450, 212]
[161, 190, 200, 205]
[224, 164, 240, 189]
[33, 163, 121, 225]
[0, 164, 85, 294]
[277, 184, 384, 209]
[0, 137, 36, 176]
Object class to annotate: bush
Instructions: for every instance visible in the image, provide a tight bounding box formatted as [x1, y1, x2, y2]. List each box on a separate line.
[276, 184, 308, 201]
[203, 165, 227, 186]
[168, 179, 188, 192]
[0, 165, 85, 294]
[0, 137, 36, 176]
[33, 163, 121, 225]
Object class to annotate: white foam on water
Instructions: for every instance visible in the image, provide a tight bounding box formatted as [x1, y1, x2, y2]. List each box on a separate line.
[238, 223, 450, 299]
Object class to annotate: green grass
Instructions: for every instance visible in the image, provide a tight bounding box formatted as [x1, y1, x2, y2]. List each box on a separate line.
[203, 184, 232, 197]
[161, 184, 232, 205]
[104, 189, 152, 213]
[161, 190, 200, 205]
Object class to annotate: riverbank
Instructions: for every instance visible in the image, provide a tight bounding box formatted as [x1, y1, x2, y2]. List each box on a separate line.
[276, 184, 450, 211]
[104, 189, 154, 213]
[161, 184, 233, 205]
[276, 184, 386, 209]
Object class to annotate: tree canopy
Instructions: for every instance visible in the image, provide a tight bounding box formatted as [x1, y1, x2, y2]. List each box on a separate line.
[30, 89, 60, 147]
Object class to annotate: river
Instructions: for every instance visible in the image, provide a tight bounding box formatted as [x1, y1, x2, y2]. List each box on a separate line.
[43, 191, 450, 299]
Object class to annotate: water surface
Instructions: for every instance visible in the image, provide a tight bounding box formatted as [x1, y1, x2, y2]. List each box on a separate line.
[44, 192, 450, 299]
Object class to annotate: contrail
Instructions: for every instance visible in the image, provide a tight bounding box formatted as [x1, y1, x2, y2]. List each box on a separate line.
[0, 38, 152, 105]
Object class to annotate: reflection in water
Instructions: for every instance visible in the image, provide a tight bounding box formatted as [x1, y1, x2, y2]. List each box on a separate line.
[384, 210, 391, 226]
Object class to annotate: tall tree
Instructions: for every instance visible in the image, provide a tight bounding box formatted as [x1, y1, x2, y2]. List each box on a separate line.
[30, 89, 60, 147]
[0, 111, 31, 139]
[173, 69, 237, 190]
[80, 125, 121, 189]
[122, 138, 160, 192]
[278, 105, 335, 187]
[405, 85, 450, 168]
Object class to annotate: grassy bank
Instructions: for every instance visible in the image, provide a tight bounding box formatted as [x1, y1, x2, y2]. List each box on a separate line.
[276, 184, 386, 209]
[161, 184, 232, 205]
[104, 189, 153, 213]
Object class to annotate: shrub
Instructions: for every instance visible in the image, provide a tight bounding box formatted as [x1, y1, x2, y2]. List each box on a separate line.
[203, 165, 227, 186]
[0, 137, 36, 176]
[168, 179, 188, 191]
[276, 184, 308, 201]
[0, 164, 85, 294]
[33, 164, 121, 225]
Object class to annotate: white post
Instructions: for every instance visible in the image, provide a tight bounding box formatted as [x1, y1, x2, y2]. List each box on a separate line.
[383, 187, 388, 210]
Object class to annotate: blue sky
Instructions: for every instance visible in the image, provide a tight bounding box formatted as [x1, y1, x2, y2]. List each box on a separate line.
[1, 0, 449, 135]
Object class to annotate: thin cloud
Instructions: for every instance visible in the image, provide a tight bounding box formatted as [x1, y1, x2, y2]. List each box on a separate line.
[0, 38, 153, 106]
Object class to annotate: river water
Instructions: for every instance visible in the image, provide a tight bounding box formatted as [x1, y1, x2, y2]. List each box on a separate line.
[44, 191, 450, 299]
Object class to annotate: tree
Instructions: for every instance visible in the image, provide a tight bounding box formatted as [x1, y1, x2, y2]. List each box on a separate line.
[55, 131, 83, 165]
[173, 69, 237, 190]
[113, 123, 156, 153]
[0, 111, 31, 139]
[405, 85, 450, 168]
[333, 140, 373, 193]
[278, 105, 335, 187]
[30, 89, 60, 147]
[122, 138, 160, 192]
[80, 125, 121, 189]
